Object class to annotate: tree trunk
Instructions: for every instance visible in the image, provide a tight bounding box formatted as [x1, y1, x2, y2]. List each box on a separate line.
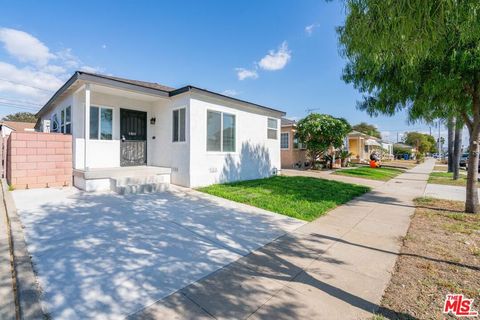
[465, 92, 480, 213]
[447, 117, 454, 172]
[453, 121, 463, 180]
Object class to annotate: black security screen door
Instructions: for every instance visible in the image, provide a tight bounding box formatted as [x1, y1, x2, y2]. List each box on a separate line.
[120, 109, 147, 166]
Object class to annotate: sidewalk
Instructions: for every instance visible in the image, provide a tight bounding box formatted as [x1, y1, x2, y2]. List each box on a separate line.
[424, 183, 478, 201]
[129, 159, 435, 319]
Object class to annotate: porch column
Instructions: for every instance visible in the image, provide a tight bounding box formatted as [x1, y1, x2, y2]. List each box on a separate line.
[84, 84, 90, 170]
[358, 136, 361, 160]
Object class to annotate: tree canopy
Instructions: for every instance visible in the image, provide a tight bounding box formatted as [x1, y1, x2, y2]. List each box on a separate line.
[2, 112, 37, 123]
[403, 132, 437, 155]
[296, 113, 351, 168]
[352, 122, 381, 138]
[338, 0, 480, 213]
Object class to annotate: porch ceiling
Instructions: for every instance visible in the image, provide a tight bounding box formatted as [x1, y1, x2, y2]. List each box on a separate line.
[90, 83, 169, 102]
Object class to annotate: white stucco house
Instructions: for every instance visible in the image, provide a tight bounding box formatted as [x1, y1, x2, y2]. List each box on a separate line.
[36, 71, 284, 192]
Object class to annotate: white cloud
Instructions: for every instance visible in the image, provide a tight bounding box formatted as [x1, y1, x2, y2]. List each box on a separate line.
[79, 65, 103, 74]
[0, 28, 55, 66]
[55, 48, 80, 68]
[381, 131, 391, 141]
[235, 68, 258, 80]
[41, 64, 67, 74]
[305, 24, 319, 36]
[0, 28, 105, 107]
[222, 89, 239, 96]
[0, 62, 64, 100]
[101, 44, 107, 49]
[258, 41, 291, 71]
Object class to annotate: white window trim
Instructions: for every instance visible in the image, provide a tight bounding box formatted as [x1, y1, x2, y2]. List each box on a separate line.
[267, 117, 278, 140]
[60, 106, 72, 134]
[172, 107, 187, 143]
[51, 113, 59, 132]
[90, 105, 114, 140]
[281, 132, 290, 150]
[206, 109, 237, 153]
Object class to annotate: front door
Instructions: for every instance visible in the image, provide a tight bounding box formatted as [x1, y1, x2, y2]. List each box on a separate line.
[120, 109, 147, 166]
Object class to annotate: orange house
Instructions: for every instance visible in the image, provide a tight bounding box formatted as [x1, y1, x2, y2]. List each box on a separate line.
[280, 119, 308, 169]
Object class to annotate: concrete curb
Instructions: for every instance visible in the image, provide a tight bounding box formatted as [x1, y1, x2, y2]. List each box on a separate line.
[0, 179, 16, 320]
[1, 179, 44, 319]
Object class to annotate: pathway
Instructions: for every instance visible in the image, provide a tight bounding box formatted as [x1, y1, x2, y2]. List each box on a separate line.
[129, 159, 435, 319]
[282, 168, 384, 189]
[424, 183, 478, 201]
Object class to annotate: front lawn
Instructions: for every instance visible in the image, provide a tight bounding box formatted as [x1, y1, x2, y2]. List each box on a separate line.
[197, 176, 370, 221]
[428, 171, 467, 186]
[377, 198, 480, 319]
[334, 166, 403, 181]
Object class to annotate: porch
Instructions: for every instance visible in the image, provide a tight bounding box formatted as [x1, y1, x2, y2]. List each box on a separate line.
[73, 166, 172, 194]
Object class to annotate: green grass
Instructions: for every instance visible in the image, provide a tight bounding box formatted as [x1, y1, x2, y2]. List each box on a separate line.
[428, 172, 467, 186]
[197, 176, 370, 221]
[334, 166, 403, 181]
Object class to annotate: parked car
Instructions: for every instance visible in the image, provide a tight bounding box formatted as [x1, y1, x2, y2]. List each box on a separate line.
[465, 155, 480, 172]
[460, 153, 469, 167]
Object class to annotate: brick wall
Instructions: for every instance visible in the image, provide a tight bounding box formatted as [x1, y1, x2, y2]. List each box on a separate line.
[7, 132, 72, 189]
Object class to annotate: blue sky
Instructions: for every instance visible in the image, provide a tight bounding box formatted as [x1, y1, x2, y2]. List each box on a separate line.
[0, 0, 445, 142]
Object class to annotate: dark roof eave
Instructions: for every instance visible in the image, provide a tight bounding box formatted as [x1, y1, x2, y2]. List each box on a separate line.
[36, 72, 80, 117]
[37, 72, 286, 117]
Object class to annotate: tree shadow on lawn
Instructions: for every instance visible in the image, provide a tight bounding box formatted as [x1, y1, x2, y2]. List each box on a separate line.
[203, 175, 371, 222]
[219, 141, 370, 205]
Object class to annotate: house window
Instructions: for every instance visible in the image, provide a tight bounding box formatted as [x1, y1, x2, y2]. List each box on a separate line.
[60, 109, 65, 133]
[207, 110, 236, 152]
[281, 132, 289, 149]
[60, 106, 72, 134]
[222, 113, 235, 152]
[267, 118, 278, 139]
[90, 106, 112, 140]
[293, 133, 305, 149]
[65, 106, 71, 134]
[51, 114, 59, 132]
[172, 108, 186, 142]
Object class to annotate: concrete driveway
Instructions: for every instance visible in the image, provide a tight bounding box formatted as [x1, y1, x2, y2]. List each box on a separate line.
[12, 187, 304, 319]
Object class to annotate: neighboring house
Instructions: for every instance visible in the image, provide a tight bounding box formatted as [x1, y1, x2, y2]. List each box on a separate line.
[36, 71, 284, 191]
[381, 142, 394, 160]
[393, 143, 417, 159]
[280, 118, 308, 169]
[0, 121, 35, 137]
[347, 131, 384, 162]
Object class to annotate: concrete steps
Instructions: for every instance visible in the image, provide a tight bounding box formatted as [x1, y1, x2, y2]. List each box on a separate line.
[73, 166, 172, 193]
[110, 173, 170, 195]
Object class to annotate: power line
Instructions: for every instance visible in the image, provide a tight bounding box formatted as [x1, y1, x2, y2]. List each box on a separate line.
[0, 101, 40, 110]
[0, 103, 39, 111]
[0, 96, 43, 106]
[0, 99, 41, 109]
[0, 78, 53, 93]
